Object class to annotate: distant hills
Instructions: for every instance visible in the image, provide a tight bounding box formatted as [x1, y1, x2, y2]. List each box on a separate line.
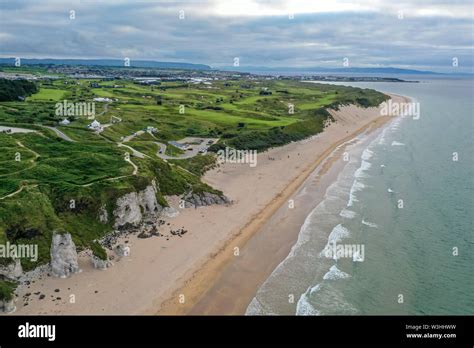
[0, 58, 211, 71]
[221, 65, 443, 75]
[2, 58, 471, 76]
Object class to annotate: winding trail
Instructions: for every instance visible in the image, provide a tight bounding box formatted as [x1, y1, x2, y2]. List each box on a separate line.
[116, 144, 146, 176]
[97, 101, 110, 116]
[16, 140, 40, 160]
[38, 125, 75, 142]
[0, 140, 40, 178]
[125, 157, 138, 175]
[0, 184, 38, 200]
[117, 143, 148, 159]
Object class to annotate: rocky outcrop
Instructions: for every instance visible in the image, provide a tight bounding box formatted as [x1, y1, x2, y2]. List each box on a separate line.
[113, 191, 142, 227]
[138, 184, 162, 215]
[98, 204, 109, 223]
[114, 244, 130, 257]
[183, 192, 231, 208]
[91, 256, 112, 270]
[50, 232, 80, 278]
[0, 298, 15, 313]
[113, 181, 163, 228]
[0, 258, 23, 280]
[162, 206, 179, 218]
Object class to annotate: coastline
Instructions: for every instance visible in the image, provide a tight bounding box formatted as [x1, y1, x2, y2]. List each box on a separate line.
[157, 93, 411, 315]
[11, 93, 411, 315]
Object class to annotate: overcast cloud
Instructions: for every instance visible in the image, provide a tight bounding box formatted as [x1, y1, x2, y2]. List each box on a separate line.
[0, 0, 472, 72]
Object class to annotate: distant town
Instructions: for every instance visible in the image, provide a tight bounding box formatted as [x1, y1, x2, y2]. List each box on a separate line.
[0, 63, 418, 83]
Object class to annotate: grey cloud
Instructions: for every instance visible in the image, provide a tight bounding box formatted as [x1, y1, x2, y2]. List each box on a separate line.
[0, 0, 472, 72]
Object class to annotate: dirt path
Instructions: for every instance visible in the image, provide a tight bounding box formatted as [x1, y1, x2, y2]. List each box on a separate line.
[41, 125, 75, 142]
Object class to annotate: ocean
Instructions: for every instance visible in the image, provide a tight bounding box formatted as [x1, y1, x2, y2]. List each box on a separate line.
[246, 77, 474, 315]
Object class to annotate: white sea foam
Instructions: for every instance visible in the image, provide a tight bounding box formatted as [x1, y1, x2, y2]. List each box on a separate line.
[245, 297, 264, 315]
[323, 265, 351, 280]
[347, 180, 365, 206]
[361, 148, 374, 161]
[340, 209, 356, 219]
[286, 209, 316, 259]
[391, 141, 405, 146]
[362, 219, 378, 228]
[319, 224, 351, 259]
[310, 283, 321, 295]
[327, 224, 351, 244]
[296, 286, 321, 316]
[354, 160, 371, 178]
[390, 123, 401, 131]
[378, 126, 390, 145]
[245, 297, 279, 315]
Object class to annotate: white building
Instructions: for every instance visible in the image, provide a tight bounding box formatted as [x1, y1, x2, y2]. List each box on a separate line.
[60, 119, 70, 125]
[145, 126, 158, 133]
[87, 120, 102, 131]
[93, 97, 112, 102]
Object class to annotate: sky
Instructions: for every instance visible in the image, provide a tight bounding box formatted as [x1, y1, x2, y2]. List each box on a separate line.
[0, 0, 473, 73]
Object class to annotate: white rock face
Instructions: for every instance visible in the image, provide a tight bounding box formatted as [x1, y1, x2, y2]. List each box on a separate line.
[0, 258, 23, 280]
[0, 298, 15, 313]
[113, 181, 162, 228]
[138, 184, 161, 214]
[91, 255, 112, 270]
[113, 191, 143, 228]
[162, 206, 179, 218]
[50, 232, 80, 278]
[114, 244, 130, 257]
[98, 204, 109, 223]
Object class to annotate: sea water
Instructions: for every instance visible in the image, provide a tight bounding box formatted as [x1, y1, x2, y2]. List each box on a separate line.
[246, 77, 474, 315]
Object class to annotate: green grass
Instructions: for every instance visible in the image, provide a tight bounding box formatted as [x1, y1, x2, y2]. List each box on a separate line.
[0, 280, 17, 301]
[169, 154, 217, 176]
[90, 240, 107, 260]
[165, 143, 185, 156]
[0, 75, 389, 271]
[28, 88, 67, 101]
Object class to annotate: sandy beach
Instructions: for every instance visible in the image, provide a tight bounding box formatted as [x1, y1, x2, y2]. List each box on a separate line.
[12, 93, 410, 315]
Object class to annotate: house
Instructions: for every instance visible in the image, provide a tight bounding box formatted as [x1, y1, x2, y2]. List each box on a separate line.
[93, 97, 112, 102]
[60, 119, 71, 125]
[145, 126, 158, 133]
[87, 120, 102, 131]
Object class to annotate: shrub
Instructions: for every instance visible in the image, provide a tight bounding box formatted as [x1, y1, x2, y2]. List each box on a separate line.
[0, 280, 17, 301]
[90, 240, 107, 260]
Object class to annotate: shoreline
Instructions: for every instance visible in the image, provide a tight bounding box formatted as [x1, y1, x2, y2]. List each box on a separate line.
[187, 135, 360, 314]
[156, 93, 411, 315]
[11, 93, 411, 315]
